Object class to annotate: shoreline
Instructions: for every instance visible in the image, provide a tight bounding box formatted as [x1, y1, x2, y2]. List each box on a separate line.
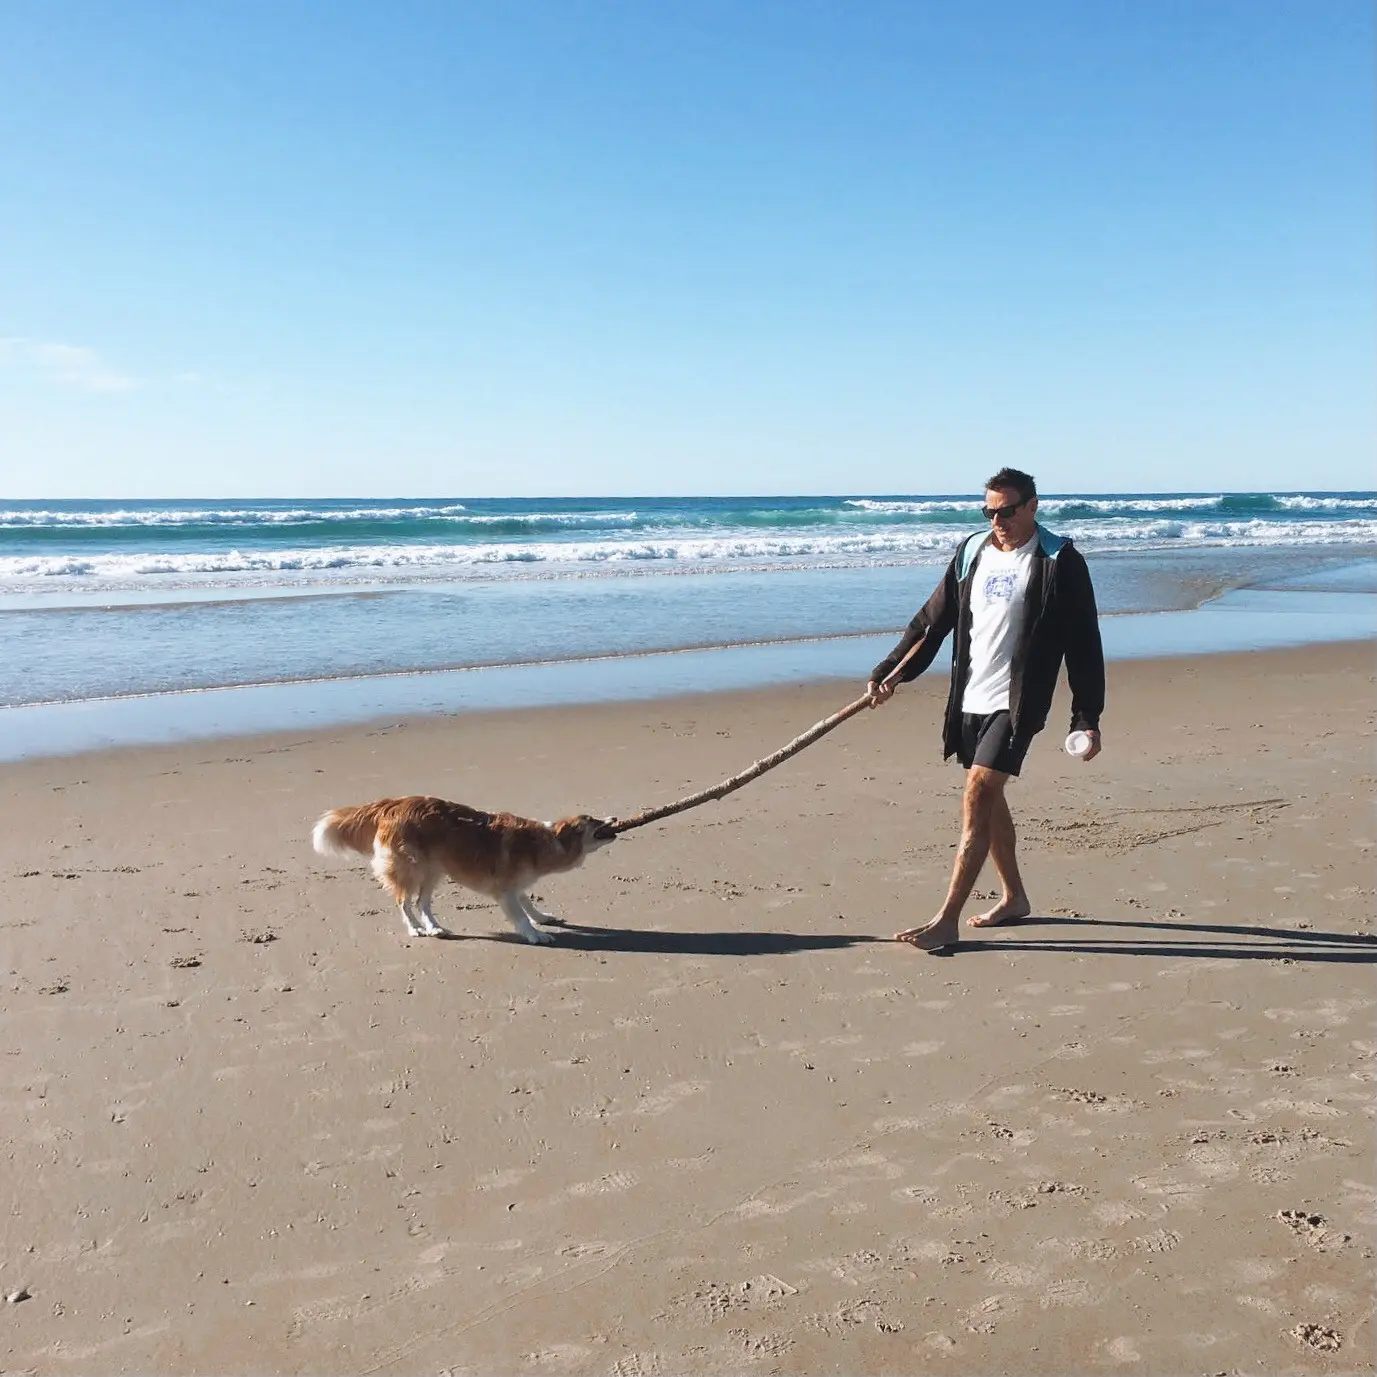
[2, 639, 1369, 781]
[4, 547, 1375, 712]
[1, 581, 1373, 763]
[2, 640, 1372, 1374]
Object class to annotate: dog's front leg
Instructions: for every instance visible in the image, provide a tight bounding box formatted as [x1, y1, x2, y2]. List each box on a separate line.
[416, 884, 452, 938]
[398, 896, 425, 938]
[499, 891, 555, 945]
[520, 891, 563, 927]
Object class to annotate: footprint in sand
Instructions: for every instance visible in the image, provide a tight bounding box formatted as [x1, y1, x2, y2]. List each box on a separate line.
[1038, 1278, 1100, 1308]
[655, 1275, 798, 1328]
[1227, 1257, 1283, 1283]
[557, 1240, 617, 1261]
[632, 1080, 707, 1115]
[1277, 1209, 1351, 1250]
[1291, 1323, 1343, 1352]
[1254, 1095, 1344, 1119]
[665, 1149, 715, 1171]
[1038, 1235, 1118, 1263]
[902, 1040, 944, 1056]
[1092, 1201, 1147, 1227]
[519, 1343, 594, 1371]
[985, 1262, 1042, 1287]
[803, 1248, 883, 1283]
[1104, 1336, 1142, 1363]
[1185, 1142, 1241, 1180]
[731, 1329, 796, 1359]
[611, 1354, 666, 1377]
[1053, 1086, 1108, 1105]
[1127, 1228, 1181, 1254]
[474, 1167, 529, 1192]
[1266, 997, 1371, 1029]
[566, 1170, 638, 1197]
[896, 1185, 939, 1205]
[1131, 1171, 1206, 1204]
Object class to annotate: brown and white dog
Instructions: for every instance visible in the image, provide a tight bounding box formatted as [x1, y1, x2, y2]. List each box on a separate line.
[311, 796, 616, 943]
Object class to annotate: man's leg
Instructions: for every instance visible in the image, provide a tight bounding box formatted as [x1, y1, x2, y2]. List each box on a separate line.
[896, 765, 1009, 950]
[968, 790, 1032, 928]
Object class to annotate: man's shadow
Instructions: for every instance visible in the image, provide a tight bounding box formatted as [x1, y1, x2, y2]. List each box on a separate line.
[474, 912, 1374, 963]
[941, 913, 1377, 964]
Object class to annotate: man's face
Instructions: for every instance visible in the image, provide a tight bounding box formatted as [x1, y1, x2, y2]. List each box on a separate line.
[983, 486, 1038, 551]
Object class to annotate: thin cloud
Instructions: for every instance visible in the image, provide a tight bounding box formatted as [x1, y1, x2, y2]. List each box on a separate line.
[0, 337, 142, 393]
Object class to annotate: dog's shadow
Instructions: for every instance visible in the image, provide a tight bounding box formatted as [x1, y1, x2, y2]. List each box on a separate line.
[483, 922, 879, 956]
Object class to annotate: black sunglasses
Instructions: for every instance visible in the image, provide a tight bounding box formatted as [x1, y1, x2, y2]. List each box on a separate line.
[981, 498, 1030, 521]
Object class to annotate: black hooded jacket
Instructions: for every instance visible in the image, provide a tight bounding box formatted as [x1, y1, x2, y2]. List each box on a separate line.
[871, 526, 1105, 759]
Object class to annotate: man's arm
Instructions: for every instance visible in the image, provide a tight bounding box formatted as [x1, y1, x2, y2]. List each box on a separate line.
[866, 555, 960, 704]
[1059, 545, 1105, 738]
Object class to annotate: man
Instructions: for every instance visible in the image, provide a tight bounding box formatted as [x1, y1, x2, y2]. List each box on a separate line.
[866, 468, 1104, 951]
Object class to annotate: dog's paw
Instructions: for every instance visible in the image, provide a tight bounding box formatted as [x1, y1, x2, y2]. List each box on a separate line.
[524, 928, 557, 946]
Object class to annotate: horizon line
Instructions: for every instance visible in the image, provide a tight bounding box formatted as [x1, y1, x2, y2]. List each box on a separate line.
[3, 487, 1375, 504]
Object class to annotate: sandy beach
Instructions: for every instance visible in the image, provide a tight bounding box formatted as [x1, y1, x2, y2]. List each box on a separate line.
[1, 642, 1373, 1375]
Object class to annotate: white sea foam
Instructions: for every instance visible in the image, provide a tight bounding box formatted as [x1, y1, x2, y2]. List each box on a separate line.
[1273, 494, 1377, 512]
[6, 492, 1375, 528]
[846, 494, 1377, 516]
[0, 503, 471, 527]
[0, 531, 958, 580]
[844, 496, 1232, 515]
[439, 510, 639, 526]
[3, 516, 1375, 585]
[1039, 496, 1229, 513]
[844, 498, 982, 514]
[1064, 517, 1377, 545]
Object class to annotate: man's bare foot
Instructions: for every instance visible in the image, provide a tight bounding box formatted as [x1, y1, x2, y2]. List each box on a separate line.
[968, 897, 1032, 929]
[894, 917, 960, 951]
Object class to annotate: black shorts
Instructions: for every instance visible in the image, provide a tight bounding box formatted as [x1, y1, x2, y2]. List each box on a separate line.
[956, 710, 1032, 776]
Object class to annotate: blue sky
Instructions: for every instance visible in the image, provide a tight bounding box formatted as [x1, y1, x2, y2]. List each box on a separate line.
[1, 1, 1371, 498]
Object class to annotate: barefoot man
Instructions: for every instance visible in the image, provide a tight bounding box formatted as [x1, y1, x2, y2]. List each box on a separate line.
[867, 468, 1105, 951]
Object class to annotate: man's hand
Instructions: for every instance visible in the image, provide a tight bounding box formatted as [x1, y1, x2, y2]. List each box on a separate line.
[1082, 728, 1102, 761]
[866, 677, 897, 708]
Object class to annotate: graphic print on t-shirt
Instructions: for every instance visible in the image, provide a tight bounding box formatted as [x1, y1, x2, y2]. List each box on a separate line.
[983, 570, 1018, 602]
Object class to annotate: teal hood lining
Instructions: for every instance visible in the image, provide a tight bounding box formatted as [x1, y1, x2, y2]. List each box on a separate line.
[957, 525, 1067, 580]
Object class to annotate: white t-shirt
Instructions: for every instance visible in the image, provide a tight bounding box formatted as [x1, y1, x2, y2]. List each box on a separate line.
[962, 537, 1036, 714]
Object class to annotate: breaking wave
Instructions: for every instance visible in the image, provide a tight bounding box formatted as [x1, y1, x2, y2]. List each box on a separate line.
[4, 516, 1375, 583]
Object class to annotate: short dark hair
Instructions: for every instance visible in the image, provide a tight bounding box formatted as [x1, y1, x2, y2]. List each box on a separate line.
[983, 467, 1037, 503]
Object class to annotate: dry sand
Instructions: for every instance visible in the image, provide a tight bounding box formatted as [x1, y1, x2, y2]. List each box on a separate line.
[1, 643, 1373, 1375]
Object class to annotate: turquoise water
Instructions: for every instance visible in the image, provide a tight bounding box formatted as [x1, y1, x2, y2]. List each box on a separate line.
[4, 493, 1374, 583]
[2, 492, 1375, 705]
[1, 577, 1372, 763]
[0, 493, 1372, 758]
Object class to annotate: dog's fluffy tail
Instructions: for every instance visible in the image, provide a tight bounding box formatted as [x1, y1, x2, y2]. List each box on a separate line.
[312, 802, 390, 859]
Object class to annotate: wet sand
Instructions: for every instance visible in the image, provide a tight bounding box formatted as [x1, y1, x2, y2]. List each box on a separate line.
[1, 643, 1373, 1374]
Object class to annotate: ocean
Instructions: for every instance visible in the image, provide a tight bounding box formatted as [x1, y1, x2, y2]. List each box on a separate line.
[1, 492, 1374, 758]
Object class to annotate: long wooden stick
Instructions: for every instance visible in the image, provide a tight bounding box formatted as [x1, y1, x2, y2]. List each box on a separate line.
[610, 633, 927, 835]
[610, 693, 872, 833]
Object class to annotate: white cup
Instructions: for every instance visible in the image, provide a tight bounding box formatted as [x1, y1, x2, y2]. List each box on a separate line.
[1064, 730, 1093, 759]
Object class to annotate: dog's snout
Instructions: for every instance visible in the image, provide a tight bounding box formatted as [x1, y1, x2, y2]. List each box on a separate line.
[593, 821, 618, 841]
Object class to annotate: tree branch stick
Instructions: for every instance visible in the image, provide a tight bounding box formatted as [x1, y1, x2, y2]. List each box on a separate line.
[610, 632, 927, 835]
